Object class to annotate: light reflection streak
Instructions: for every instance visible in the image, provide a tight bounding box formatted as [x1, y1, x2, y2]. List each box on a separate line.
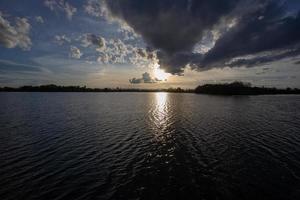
[155, 92, 168, 124]
[150, 93, 172, 142]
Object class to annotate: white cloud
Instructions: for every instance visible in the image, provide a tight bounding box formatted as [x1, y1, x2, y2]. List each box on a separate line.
[35, 16, 44, 23]
[129, 72, 157, 84]
[84, 0, 108, 18]
[0, 12, 32, 50]
[44, 0, 77, 20]
[97, 39, 131, 64]
[81, 33, 106, 50]
[97, 53, 109, 64]
[54, 34, 71, 45]
[94, 37, 157, 68]
[69, 46, 82, 59]
[193, 17, 238, 54]
[118, 27, 139, 41]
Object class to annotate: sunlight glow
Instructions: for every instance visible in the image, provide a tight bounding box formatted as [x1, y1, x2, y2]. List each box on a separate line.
[153, 65, 171, 81]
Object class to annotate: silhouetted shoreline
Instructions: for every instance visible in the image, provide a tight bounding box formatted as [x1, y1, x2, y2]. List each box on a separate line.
[195, 82, 300, 95]
[0, 82, 299, 95]
[0, 84, 193, 93]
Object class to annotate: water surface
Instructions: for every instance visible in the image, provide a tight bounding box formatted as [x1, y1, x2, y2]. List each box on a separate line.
[0, 93, 300, 200]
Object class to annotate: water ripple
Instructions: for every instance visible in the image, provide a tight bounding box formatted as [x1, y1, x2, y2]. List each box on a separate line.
[0, 93, 299, 200]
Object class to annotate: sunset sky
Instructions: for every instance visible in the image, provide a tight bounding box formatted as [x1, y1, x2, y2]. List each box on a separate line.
[1, 0, 300, 88]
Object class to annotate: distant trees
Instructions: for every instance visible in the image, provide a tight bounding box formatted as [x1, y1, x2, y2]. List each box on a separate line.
[195, 81, 300, 95]
[0, 85, 193, 93]
[0, 82, 299, 95]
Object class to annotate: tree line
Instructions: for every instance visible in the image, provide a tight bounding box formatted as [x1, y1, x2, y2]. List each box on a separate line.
[0, 84, 193, 93]
[0, 82, 299, 95]
[195, 82, 300, 95]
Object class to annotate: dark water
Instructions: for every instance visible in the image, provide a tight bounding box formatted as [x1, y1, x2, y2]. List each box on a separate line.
[0, 93, 300, 200]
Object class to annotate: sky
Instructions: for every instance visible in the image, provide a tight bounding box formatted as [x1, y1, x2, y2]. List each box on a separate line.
[0, 0, 300, 89]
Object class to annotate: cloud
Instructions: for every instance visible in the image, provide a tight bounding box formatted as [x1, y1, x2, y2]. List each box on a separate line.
[226, 48, 300, 68]
[35, 16, 44, 24]
[98, 39, 128, 64]
[129, 72, 157, 84]
[103, 0, 300, 74]
[81, 33, 106, 50]
[95, 38, 156, 67]
[104, 0, 239, 56]
[52, 31, 152, 66]
[84, 0, 108, 18]
[84, 0, 140, 42]
[0, 12, 32, 50]
[69, 46, 82, 59]
[0, 59, 49, 73]
[97, 53, 109, 64]
[44, 0, 77, 20]
[201, 1, 300, 68]
[117, 27, 139, 41]
[54, 34, 71, 45]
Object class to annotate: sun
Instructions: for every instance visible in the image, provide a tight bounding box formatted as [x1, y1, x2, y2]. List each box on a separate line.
[153, 65, 171, 81]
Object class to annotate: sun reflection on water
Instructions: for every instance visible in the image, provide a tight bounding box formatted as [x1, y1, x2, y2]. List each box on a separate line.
[150, 92, 172, 142]
[155, 92, 168, 122]
[148, 92, 177, 163]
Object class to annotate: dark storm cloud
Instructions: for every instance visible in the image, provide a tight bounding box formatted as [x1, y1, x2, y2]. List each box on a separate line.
[105, 0, 240, 54]
[156, 51, 204, 74]
[202, 1, 300, 67]
[103, 0, 300, 74]
[225, 46, 300, 68]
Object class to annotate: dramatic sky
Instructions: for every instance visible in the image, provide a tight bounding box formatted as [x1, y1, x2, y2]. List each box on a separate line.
[0, 0, 300, 88]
